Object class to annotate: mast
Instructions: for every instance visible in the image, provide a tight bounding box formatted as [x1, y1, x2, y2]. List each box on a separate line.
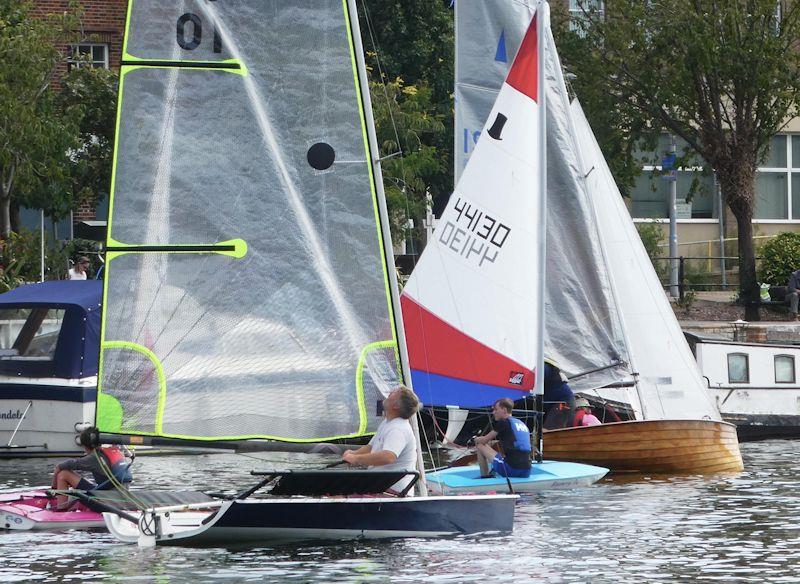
[534, 0, 548, 461]
[345, 0, 428, 496]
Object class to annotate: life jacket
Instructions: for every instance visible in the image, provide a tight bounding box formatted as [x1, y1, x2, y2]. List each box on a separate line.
[572, 409, 587, 428]
[98, 446, 132, 485]
[508, 416, 531, 452]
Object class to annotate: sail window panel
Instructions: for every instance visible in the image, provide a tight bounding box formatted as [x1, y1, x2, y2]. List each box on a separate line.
[775, 355, 796, 384]
[727, 353, 750, 384]
[100, 250, 394, 441]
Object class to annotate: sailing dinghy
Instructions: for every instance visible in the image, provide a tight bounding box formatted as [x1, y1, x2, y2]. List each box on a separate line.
[95, 0, 515, 546]
[415, 0, 742, 474]
[403, 3, 608, 493]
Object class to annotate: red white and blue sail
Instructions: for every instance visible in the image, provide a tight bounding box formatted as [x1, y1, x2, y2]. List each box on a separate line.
[402, 12, 545, 408]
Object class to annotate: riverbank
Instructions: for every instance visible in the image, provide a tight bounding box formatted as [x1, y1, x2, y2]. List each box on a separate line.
[674, 291, 800, 343]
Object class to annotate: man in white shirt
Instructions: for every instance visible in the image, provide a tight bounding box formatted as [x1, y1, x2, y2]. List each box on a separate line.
[341, 385, 419, 493]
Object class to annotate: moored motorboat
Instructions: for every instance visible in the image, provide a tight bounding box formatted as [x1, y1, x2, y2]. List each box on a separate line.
[687, 333, 800, 441]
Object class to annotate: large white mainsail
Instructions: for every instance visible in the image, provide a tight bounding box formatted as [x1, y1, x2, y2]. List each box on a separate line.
[98, 0, 403, 443]
[569, 100, 720, 420]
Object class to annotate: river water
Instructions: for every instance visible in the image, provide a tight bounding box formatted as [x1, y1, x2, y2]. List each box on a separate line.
[1, 439, 799, 583]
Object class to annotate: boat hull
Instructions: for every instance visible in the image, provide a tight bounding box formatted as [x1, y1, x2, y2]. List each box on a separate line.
[543, 419, 744, 473]
[0, 490, 104, 531]
[104, 494, 517, 546]
[426, 461, 608, 495]
[721, 413, 800, 441]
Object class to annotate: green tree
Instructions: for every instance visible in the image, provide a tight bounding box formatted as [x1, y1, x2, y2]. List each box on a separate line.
[370, 78, 446, 243]
[759, 232, 800, 286]
[360, 0, 454, 240]
[557, 1, 800, 320]
[53, 65, 119, 220]
[0, 1, 84, 235]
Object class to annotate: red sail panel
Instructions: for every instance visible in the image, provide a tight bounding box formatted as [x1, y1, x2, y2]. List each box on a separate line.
[505, 15, 538, 102]
[401, 294, 534, 391]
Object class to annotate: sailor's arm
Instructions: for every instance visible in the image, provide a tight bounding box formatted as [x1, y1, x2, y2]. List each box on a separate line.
[344, 449, 397, 467]
[474, 430, 498, 445]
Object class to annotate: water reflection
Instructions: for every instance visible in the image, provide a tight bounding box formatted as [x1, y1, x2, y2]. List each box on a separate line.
[1, 441, 799, 582]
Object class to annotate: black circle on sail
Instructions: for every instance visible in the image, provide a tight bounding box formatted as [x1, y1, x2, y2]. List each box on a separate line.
[307, 142, 336, 170]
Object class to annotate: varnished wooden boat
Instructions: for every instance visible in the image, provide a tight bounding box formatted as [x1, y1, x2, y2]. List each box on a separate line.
[543, 419, 743, 473]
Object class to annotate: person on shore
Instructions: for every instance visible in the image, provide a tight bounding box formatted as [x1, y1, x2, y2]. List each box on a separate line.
[573, 397, 602, 427]
[473, 398, 531, 479]
[51, 426, 132, 510]
[788, 268, 800, 321]
[342, 386, 420, 493]
[68, 256, 90, 280]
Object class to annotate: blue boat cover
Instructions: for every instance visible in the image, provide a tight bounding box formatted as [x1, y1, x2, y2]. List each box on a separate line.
[0, 281, 102, 379]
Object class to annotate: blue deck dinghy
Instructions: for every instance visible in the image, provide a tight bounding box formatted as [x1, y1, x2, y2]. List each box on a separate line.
[426, 461, 609, 495]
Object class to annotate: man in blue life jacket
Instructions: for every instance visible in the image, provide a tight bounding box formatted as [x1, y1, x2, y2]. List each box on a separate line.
[473, 397, 532, 478]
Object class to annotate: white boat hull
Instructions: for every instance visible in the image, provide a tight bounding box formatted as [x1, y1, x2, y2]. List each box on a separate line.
[0, 379, 96, 458]
[691, 335, 800, 440]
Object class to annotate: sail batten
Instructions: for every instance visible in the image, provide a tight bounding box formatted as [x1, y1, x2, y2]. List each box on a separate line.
[97, 0, 403, 443]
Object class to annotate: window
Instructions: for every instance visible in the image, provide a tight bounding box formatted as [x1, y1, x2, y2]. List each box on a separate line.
[632, 132, 800, 221]
[68, 44, 109, 70]
[775, 354, 796, 384]
[569, 1, 604, 34]
[0, 308, 65, 360]
[727, 353, 749, 383]
[630, 135, 716, 219]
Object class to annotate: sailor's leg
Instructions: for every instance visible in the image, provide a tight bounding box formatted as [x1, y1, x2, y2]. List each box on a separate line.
[54, 470, 82, 509]
[476, 444, 495, 476]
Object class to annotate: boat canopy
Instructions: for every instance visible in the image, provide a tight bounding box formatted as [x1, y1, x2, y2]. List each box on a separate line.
[0, 281, 102, 379]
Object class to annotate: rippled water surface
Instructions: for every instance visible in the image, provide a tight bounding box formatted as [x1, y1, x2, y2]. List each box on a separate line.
[2, 440, 800, 583]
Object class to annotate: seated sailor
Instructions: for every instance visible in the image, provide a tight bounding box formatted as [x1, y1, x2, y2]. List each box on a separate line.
[342, 385, 420, 493]
[474, 398, 532, 478]
[573, 397, 602, 427]
[51, 426, 132, 510]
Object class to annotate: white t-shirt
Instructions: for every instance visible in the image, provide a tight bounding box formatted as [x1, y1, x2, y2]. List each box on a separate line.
[68, 268, 87, 281]
[368, 417, 418, 492]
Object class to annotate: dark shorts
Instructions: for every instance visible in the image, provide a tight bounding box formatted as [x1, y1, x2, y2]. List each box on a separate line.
[491, 454, 531, 478]
[75, 477, 96, 491]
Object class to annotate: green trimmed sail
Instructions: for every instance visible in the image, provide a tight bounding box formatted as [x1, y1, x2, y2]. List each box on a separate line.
[98, 0, 401, 442]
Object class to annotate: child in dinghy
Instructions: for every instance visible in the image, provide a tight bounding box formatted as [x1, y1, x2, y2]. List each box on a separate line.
[51, 426, 132, 510]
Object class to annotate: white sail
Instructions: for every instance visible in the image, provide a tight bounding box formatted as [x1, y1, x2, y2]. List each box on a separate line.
[97, 0, 404, 442]
[455, 0, 536, 180]
[569, 100, 721, 421]
[402, 7, 546, 408]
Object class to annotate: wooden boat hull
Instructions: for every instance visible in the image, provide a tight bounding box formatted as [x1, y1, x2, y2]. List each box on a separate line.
[104, 494, 518, 546]
[543, 419, 743, 473]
